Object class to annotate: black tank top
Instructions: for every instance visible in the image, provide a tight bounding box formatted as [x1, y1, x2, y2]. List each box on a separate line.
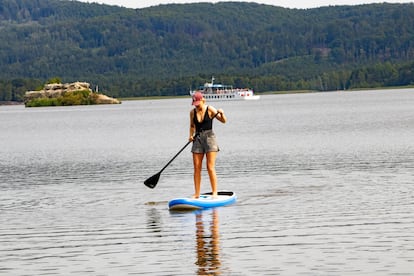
[194, 106, 213, 132]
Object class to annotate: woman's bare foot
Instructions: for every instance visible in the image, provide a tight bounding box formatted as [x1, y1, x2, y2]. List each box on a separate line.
[192, 194, 200, 199]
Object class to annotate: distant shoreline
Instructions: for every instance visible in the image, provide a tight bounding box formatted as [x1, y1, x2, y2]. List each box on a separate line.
[0, 101, 23, 106]
[121, 85, 414, 100]
[262, 85, 414, 95]
[2, 85, 413, 105]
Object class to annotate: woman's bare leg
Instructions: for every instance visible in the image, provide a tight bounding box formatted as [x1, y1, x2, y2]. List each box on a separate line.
[206, 151, 218, 197]
[193, 153, 204, 198]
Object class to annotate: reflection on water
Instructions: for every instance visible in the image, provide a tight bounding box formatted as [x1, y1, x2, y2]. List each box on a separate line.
[147, 208, 163, 234]
[195, 209, 221, 275]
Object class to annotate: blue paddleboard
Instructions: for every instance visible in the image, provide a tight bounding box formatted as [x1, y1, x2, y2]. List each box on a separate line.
[168, 191, 236, 211]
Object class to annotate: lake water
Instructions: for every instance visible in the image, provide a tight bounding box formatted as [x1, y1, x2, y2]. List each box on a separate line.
[1, 89, 413, 275]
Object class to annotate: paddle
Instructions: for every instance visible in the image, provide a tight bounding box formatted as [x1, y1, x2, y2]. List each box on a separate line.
[144, 111, 221, 189]
[144, 139, 193, 189]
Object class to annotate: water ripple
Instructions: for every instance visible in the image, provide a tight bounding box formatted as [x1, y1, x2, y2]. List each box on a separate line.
[1, 91, 414, 275]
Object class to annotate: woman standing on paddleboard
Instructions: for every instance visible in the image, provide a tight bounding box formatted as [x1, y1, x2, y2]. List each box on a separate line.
[189, 92, 227, 199]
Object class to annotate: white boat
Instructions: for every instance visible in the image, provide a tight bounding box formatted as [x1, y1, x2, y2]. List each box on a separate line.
[189, 77, 260, 101]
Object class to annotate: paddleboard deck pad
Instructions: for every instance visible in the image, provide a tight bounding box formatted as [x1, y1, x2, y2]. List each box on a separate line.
[168, 191, 236, 211]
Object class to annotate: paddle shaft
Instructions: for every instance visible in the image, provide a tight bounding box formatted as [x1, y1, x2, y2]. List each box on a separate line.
[157, 139, 192, 174]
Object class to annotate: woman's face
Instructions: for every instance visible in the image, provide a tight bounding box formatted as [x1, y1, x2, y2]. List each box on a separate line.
[195, 99, 205, 110]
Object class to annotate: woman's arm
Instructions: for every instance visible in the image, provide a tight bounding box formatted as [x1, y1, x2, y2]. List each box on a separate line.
[210, 106, 227, 124]
[189, 109, 196, 141]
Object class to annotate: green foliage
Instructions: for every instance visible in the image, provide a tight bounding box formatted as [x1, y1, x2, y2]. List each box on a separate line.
[25, 97, 59, 107]
[57, 90, 95, 106]
[25, 90, 98, 107]
[47, 77, 62, 84]
[0, 78, 42, 101]
[1, 0, 414, 100]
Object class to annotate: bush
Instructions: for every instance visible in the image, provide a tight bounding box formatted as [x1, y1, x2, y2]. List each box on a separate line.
[25, 98, 59, 107]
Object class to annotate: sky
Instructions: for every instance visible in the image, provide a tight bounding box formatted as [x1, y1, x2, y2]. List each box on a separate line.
[78, 0, 413, 9]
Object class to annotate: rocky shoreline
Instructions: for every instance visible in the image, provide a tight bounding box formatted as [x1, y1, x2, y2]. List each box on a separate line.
[24, 82, 120, 107]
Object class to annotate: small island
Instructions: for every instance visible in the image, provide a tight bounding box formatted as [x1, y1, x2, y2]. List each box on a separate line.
[24, 81, 121, 107]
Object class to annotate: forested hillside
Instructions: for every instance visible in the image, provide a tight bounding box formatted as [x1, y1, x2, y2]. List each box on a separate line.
[1, 0, 414, 101]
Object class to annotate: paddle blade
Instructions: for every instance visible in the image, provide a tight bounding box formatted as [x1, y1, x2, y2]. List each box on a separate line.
[144, 172, 161, 189]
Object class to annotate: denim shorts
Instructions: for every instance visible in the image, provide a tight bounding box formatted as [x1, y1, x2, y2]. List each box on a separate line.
[191, 130, 219, 153]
